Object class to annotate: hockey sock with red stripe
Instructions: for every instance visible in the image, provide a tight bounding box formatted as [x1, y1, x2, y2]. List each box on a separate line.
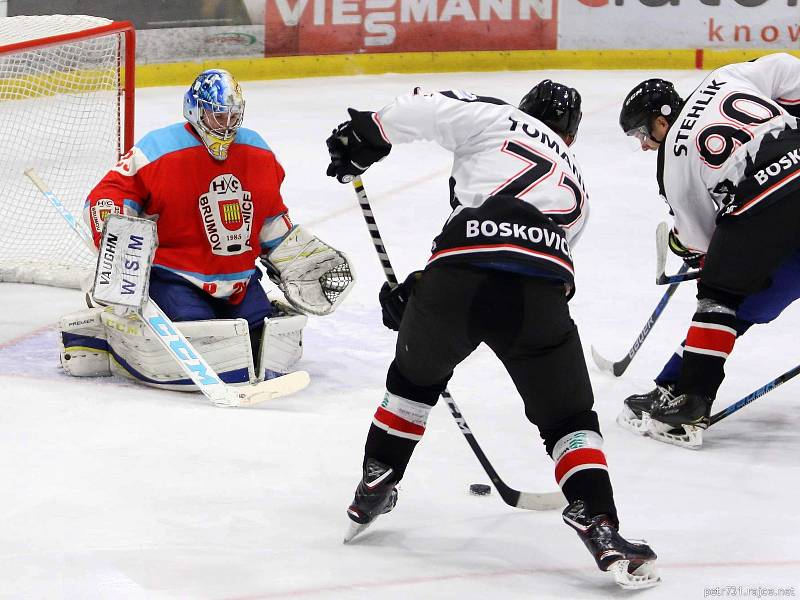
[364, 389, 434, 479]
[552, 429, 616, 521]
[677, 300, 738, 399]
[655, 318, 751, 387]
[362, 361, 447, 479]
[363, 423, 417, 481]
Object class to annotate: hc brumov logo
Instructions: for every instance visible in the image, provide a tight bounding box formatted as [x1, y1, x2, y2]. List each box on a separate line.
[577, 0, 796, 6]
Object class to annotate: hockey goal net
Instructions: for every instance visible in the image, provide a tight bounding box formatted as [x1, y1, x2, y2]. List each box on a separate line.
[0, 15, 135, 288]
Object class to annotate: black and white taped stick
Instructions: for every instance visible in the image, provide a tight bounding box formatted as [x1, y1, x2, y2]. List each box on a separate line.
[351, 175, 565, 511]
[352, 177, 398, 287]
[591, 263, 689, 377]
[655, 221, 701, 285]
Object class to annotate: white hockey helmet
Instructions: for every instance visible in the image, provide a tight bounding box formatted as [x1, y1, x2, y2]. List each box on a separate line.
[183, 68, 245, 160]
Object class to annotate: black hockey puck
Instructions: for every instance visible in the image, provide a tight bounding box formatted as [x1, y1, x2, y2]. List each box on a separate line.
[469, 483, 491, 496]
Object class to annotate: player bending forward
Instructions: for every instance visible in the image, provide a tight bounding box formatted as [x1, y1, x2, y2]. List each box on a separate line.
[326, 82, 659, 589]
[618, 52, 800, 448]
[60, 69, 353, 391]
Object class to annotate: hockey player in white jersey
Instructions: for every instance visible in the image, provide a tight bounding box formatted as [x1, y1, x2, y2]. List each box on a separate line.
[619, 53, 800, 447]
[326, 81, 659, 589]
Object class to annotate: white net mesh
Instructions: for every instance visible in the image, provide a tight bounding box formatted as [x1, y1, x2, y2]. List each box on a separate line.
[0, 15, 131, 288]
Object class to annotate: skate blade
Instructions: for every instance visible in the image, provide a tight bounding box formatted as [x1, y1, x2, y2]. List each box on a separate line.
[609, 559, 661, 589]
[343, 519, 372, 544]
[647, 418, 704, 449]
[616, 407, 649, 436]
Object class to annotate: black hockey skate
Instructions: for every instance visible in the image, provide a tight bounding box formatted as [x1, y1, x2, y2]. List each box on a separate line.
[562, 500, 660, 589]
[616, 383, 675, 435]
[344, 458, 398, 543]
[647, 393, 713, 449]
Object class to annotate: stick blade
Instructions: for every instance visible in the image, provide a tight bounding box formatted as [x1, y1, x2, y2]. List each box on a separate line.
[655, 221, 670, 284]
[591, 345, 616, 375]
[236, 370, 311, 406]
[515, 490, 567, 511]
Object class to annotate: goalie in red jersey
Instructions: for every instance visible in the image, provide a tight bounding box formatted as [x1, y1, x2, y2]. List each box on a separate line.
[60, 69, 354, 389]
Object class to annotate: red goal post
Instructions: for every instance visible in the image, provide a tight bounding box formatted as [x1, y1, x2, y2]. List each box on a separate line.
[0, 15, 135, 288]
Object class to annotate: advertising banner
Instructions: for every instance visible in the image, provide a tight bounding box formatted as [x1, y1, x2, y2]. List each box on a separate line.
[7, 0, 267, 62]
[265, 0, 557, 55]
[559, 0, 800, 49]
[6, 0, 258, 29]
[137, 26, 264, 63]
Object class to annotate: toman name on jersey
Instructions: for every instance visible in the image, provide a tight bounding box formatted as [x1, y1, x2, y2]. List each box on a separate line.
[657, 53, 800, 254]
[85, 123, 292, 302]
[373, 89, 589, 285]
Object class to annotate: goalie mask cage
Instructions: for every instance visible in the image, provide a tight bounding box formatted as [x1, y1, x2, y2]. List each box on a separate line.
[0, 15, 135, 288]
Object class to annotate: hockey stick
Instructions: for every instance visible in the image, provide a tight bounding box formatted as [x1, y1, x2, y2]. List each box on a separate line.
[351, 175, 565, 511]
[24, 168, 309, 407]
[655, 221, 701, 285]
[590, 263, 689, 377]
[710, 362, 800, 426]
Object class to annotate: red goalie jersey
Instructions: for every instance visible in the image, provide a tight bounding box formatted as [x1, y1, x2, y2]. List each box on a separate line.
[85, 122, 292, 303]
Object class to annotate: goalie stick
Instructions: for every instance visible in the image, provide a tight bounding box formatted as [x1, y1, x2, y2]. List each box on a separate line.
[351, 175, 566, 511]
[591, 263, 689, 377]
[24, 168, 309, 408]
[655, 221, 701, 285]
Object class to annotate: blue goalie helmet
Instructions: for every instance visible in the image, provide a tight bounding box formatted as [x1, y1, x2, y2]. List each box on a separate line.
[183, 69, 245, 160]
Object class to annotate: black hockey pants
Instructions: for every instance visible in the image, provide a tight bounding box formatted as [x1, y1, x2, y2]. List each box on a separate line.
[368, 264, 596, 462]
[396, 263, 594, 429]
[362, 263, 615, 518]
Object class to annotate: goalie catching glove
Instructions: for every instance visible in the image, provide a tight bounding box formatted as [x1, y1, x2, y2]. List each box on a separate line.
[265, 225, 355, 316]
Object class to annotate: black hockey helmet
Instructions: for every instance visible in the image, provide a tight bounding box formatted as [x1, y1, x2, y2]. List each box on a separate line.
[619, 79, 684, 137]
[519, 79, 582, 138]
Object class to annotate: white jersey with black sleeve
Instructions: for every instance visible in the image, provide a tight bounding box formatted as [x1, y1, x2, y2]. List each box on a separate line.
[373, 89, 589, 286]
[658, 52, 800, 254]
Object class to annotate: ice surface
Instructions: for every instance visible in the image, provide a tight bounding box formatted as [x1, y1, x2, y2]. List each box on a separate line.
[1, 69, 798, 599]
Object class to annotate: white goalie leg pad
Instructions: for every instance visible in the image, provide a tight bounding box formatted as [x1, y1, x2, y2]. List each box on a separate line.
[266, 225, 355, 316]
[258, 313, 308, 375]
[101, 313, 256, 391]
[59, 308, 112, 376]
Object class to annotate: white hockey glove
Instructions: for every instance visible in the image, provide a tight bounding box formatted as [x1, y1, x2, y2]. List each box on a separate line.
[265, 225, 355, 316]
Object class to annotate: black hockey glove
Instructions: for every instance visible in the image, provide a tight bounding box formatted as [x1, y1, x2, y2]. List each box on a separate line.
[379, 270, 423, 331]
[326, 108, 391, 184]
[668, 230, 705, 269]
